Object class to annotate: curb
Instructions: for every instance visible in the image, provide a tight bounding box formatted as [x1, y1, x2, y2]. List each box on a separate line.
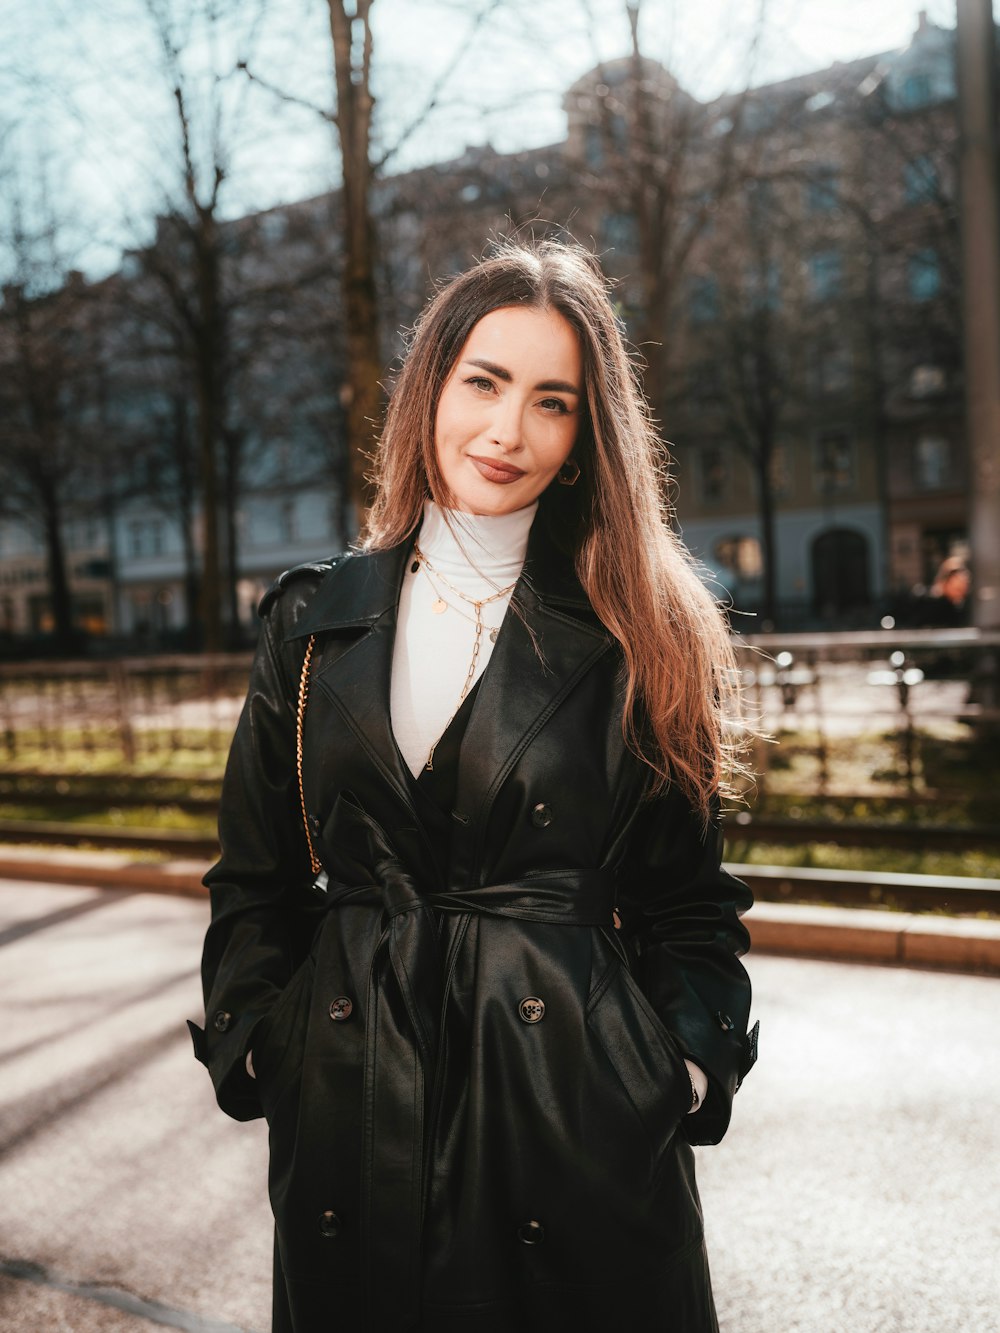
[1, 849, 998, 976]
[746, 901, 1000, 976]
[0, 848, 207, 898]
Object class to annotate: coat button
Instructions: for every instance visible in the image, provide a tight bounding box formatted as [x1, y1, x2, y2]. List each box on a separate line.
[213, 1010, 232, 1033]
[715, 1011, 735, 1031]
[318, 1210, 342, 1238]
[517, 1220, 545, 1245]
[309, 815, 321, 834]
[530, 802, 553, 828]
[329, 997, 354, 1022]
[519, 997, 545, 1024]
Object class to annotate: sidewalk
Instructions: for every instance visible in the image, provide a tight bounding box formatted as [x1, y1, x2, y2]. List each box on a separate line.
[0, 878, 996, 1332]
[0, 845, 997, 975]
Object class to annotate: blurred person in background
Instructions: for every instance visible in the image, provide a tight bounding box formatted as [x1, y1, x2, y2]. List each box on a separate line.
[927, 555, 971, 625]
[189, 240, 759, 1333]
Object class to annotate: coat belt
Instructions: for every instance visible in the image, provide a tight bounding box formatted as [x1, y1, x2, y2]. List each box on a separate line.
[310, 792, 616, 1331]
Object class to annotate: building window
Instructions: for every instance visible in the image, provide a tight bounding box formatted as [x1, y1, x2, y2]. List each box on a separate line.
[278, 499, 298, 543]
[814, 430, 855, 495]
[909, 364, 945, 397]
[914, 436, 950, 491]
[900, 72, 932, 109]
[68, 519, 100, 551]
[585, 112, 626, 168]
[746, 259, 781, 311]
[769, 445, 792, 500]
[806, 249, 842, 301]
[129, 518, 164, 558]
[699, 442, 728, 503]
[584, 125, 603, 169]
[715, 535, 763, 580]
[805, 90, 836, 114]
[689, 274, 720, 324]
[806, 168, 838, 213]
[908, 249, 941, 302]
[328, 495, 344, 539]
[811, 528, 870, 615]
[260, 212, 288, 244]
[904, 155, 939, 205]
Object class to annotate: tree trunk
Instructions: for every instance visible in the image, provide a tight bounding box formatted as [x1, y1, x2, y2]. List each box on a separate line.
[327, 0, 382, 527]
[194, 216, 224, 652]
[40, 483, 76, 652]
[757, 453, 778, 629]
[196, 374, 221, 651]
[169, 395, 201, 645]
[221, 428, 242, 646]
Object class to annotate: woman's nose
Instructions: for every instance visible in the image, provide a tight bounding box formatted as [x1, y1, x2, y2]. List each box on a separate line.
[490, 396, 524, 452]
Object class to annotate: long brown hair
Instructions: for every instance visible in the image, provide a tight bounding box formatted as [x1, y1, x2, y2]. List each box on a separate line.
[364, 239, 748, 822]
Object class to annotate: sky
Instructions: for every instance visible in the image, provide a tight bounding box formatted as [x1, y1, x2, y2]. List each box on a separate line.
[1, 0, 963, 278]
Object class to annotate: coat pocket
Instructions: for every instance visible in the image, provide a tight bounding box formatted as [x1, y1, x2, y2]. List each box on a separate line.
[586, 960, 689, 1179]
[252, 953, 316, 1118]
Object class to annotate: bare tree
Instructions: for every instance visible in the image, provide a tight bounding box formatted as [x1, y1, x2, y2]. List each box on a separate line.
[564, 0, 765, 419]
[324, 1, 381, 520]
[109, 0, 303, 649]
[0, 251, 108, 650]
[238, 0, 512, 522]
[697, 185, 794, 625]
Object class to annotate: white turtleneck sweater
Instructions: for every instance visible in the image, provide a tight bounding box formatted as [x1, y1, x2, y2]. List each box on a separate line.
[390, 499, 536, 777]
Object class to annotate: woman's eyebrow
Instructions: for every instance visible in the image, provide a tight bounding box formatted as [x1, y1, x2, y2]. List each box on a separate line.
[464, 358, 580, 395]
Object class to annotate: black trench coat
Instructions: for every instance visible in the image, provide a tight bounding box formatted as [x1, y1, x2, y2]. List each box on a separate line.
[190, 515, 758, 1333]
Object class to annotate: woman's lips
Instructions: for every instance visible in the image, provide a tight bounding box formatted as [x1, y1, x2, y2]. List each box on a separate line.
[469, 455, 526, 484]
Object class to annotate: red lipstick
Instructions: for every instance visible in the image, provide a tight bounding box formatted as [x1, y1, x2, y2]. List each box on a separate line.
[469, 455, 526, 484]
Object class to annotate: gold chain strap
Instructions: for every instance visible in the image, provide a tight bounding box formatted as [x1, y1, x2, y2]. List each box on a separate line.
[296, 634, 322, 875]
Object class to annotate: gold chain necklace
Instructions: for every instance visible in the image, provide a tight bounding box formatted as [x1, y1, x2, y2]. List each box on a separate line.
[412, 541, 517, 770]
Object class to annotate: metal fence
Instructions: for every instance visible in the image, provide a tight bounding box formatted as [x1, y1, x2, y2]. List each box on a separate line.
[0, 654, 253, 770]
[0, 630, 996, 788]
[735, 628, 1000, 798]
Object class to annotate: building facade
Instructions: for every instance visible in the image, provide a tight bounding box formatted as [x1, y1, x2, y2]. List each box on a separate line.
[0, 12, 979, 644]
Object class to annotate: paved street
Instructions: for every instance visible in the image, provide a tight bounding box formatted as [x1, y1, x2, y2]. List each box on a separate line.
[0, 878, 997, 1332]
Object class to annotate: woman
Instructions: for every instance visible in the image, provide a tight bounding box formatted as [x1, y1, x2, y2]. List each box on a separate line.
[190, 240, 758, 1333]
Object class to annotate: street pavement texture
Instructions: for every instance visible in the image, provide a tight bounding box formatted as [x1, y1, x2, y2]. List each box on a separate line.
[0, 879, 997, 1333]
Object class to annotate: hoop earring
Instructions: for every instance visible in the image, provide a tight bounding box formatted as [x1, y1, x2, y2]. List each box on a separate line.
[557, 457, 581, 487]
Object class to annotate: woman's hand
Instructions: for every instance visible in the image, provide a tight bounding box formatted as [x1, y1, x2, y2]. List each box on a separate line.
[684, 1058, 708, 1114]
[246, 1049, 256, 1079]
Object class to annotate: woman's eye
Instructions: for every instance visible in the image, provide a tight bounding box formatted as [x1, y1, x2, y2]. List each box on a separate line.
[466, 376, 495, 393]
[539, 397, 570, 414]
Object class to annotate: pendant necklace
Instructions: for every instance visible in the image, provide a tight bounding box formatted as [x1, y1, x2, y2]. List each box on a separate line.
[411, 541, 517, 769]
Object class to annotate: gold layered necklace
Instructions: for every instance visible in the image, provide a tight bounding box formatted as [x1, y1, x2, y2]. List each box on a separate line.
[411, 540, 517, 770]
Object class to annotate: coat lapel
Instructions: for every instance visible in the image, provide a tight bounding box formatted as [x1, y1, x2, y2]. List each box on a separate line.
[287, 542, 419, 819]
[453, 517, 615, 882]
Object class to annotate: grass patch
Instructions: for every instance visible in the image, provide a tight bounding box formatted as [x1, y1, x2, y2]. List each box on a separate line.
[0, 729, 231, 778]
[0, 802, 217, 835]
[746, 793, 998, 827]
[724, 839, 1000, 880]
[752, 727, 1000, 801]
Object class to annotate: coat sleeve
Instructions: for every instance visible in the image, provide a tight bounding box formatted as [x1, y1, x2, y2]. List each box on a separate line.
[617, 788, 758, 1146]
[189, 583, 324, 1122]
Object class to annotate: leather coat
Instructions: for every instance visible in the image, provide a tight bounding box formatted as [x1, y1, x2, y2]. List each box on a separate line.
[190, 514, 758, 1333]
